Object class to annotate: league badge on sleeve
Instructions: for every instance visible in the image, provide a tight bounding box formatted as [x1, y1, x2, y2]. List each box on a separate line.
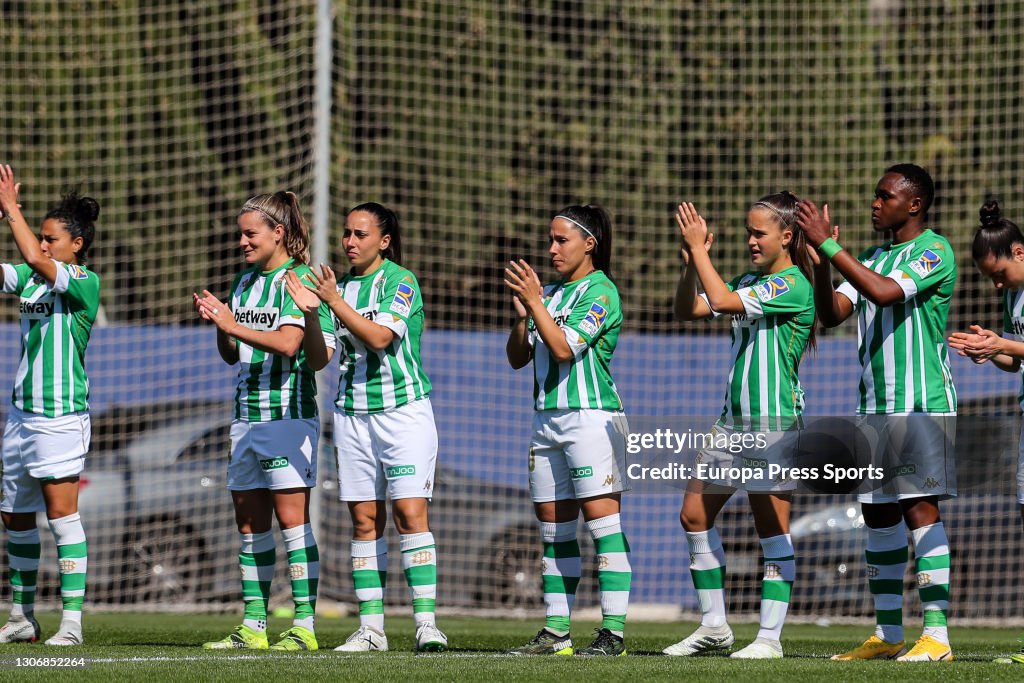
[755, 276, 790, 302]
[67, 264, 89, 280]
[389, 282, 415, 317]
[578, 301, 608, 336]
[908, 249, 942, 278]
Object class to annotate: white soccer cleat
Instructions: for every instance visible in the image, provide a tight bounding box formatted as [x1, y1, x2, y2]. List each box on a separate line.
[662, 624, 735, 656]
[334, 625, 388, 652]
[415, 622, 448, 652]
[0, 615, 41, 643]
[44, 620, 83, 646]
[730, 636, 783, 659]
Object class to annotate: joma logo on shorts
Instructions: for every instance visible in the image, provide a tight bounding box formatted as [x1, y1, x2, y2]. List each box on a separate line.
[260, 457, 288, 471]
[570, 466, 593, 479]
[386, 465, 416, 477]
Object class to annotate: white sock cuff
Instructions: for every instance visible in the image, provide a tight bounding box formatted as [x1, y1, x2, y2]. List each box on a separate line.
[585, 513, 622, 538]
[759, 533, 794, 559]
[352, 537, 387, 558]
[866, 521, 908, 551]
[7, 528, 40, 544]
[540, 521, 578, 543]
[400, 532, 434, 552]
[48, 513, 85, 545]
[249, 530, 276, 554]
[911, 522, 948, 556]
[686, 527, 722, 555]
[282, 523, 315, 549]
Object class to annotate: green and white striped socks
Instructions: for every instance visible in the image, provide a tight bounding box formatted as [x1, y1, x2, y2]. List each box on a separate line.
[540, 521, 580, 635]
[866, 521, 907, 644]
[7, 528, 40, 619]
[282, 524, 318, 632]
[240, 530, 275, 632]
[352, 538, 387, 631]
[400, 532, 437, 626]
[686, 528, 727, 627]
[587, 513, 631, 637]
[49, 513, 87, 626]
[757, 533, 795, 641]
[913, 522, 950, 645]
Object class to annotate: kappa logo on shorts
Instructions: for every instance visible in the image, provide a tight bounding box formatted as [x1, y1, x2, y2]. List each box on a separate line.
[529, 446, 536, 472]
[924, 477, 941, 489]
[386, 464, 416, 477]
[389, 282, 415, 317]
[260, 457, 288, 471]
[908, 249, 942, 278]
[570, 466, 593, 479]
[578, 302, 608, 337]
[603, 474, 616, 486]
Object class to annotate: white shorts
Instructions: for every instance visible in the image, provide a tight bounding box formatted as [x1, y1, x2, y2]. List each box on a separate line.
[1017, 425, 1024, 505]
[528, 409, 629, 503]
[694, 422, 799, 493]
[335, 398, 437, 502]
[227, 417, 319, 491]
[1, 407, 90, 513]
[855, 413, 957, 504]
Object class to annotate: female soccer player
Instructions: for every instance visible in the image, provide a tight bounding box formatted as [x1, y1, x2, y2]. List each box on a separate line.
[664, 193, 815, 659]
[195, 191, 335, 652]
[504, 204, 631, 657]
[948, 199, 1024, 666]
[0, 165, 99, 646]
[799, 164, 957, 662]
[286, 202, 446, 653]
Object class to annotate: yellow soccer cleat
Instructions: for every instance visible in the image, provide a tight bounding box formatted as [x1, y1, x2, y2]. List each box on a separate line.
[831, 635, 907, 660]
[202, 624, 269, 650]
[896, 635, 953, 662]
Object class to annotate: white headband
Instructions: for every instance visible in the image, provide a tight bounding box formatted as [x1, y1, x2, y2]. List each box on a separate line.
[556, 214, 598, 242]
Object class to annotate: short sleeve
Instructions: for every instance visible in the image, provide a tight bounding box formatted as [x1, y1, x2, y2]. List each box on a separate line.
[52, 263, 100, 313]
[375, 271, 421, 340]
[0, 263, 26, 295]
[889, 241, 955, 301]
[733, 272, 810, 320]
[277, 270, 306, 329]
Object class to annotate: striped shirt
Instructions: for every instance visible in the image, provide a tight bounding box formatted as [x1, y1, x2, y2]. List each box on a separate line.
[0, 261, 100, 417]
[333, 259, 432, 414]
[1001, 287, 1024, 411]
[836, 229, 957, 414]
[707, 266, 814, 431]
[229, 259, 335, 422]
[529, 270, 622, 411]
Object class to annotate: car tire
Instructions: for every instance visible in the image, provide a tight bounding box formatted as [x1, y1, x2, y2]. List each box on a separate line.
[485, 526, 544, 609]
[126, 519, 211, 604]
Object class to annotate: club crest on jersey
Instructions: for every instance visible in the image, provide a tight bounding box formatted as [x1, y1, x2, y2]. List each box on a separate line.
[389, 282, 415, 317]
[908, 249, 942, 278]
[67, 264, 88, 280]
[756, 276, 789, 301]
[578, 302, 608, 336]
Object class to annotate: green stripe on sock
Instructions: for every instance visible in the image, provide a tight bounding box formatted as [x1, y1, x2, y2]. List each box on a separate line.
[412, 598, 436, 613]
[593, 533, 630, 554]
[865, 547, 908, 565]
[877, 608, 903, 625]
[56, 541, 87, 558]
[918, 585, 950, 603]
[353, 569, 387, 589]
[287, 547, 320, 563]
[868, 579, 904, 595]
[545, 615, 571, 633]
[923, 609, 948, 626]
[404, 564, 436, 586]
[916, 555, 950, 571]
[8, 542, 41, 559]
[691, 566, 725, 590]
[10, 569, 38, 588]
[543, 541, 581, 559]
[542, 574, 580, 594]
[762, 580, 793, 603]
[359, 599, 384, 615]
[244, 599, 267, 619]
[60, 573, 87, 592]
[602, 614, 626, 632]
[61, 597, 83, 612]
[597, 570, 632, 592]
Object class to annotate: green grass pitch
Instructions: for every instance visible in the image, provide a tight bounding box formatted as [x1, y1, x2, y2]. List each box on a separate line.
[0, 613, 1021, 681]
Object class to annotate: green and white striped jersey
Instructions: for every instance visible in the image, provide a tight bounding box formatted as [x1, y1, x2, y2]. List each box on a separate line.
[1001, 287, 1024, 412]
[0, 261, 99, 417]
[707, 266, 814, 431]
[836, 229, 958, 414]
[528, 270, 622, 411]
[333, 259, 432, 414]
[228, 259, 335, 422]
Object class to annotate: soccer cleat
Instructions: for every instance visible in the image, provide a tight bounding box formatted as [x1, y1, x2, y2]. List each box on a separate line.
[662, 624, 735, 656]
[993, 637, 1024, 664]
[730, 636, 783, 659]
[269, 626, 318, 651]
[0, 615, 41, 643]
[831, 635, 907, 660]
[43, 620, 83, 646]
[415, 623, 448, 652]
[575, 628, 626, 657]
[507, 628, 574, 656]
[202, 624, 269, 650]
[334, 625, 388, 652]
[896, 635, 953, 662]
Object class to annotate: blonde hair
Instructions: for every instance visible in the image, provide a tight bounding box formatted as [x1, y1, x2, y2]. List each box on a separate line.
[240, 191, 310, 264]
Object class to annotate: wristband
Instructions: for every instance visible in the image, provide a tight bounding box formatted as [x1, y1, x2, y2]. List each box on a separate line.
[818, 238, 842, 260]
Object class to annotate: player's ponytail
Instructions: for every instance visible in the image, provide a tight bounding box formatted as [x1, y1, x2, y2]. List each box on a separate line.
[349, 202, 402, 266]
[554, 204, 614, 282]
[973, 198, 1024, 261]
[45, 188, 100, 265]
[240, 191, 311, 264]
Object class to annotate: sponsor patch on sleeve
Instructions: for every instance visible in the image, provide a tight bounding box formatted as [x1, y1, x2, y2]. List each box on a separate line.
[67, 264, 89, 280]
[908, 249, 942, 278]
[578, 302, 608, 337]
[389, 282, 415, 317]
[755, 276, 790, 301]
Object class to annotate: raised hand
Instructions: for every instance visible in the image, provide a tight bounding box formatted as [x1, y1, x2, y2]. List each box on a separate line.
[0, 164, 23, 219]
[284, 269, 322, 313]
[796, 200, 838, 249]
[504, 259, 543, 308]
[675, 202, 713, 255]
[193, 290, 232, 332]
